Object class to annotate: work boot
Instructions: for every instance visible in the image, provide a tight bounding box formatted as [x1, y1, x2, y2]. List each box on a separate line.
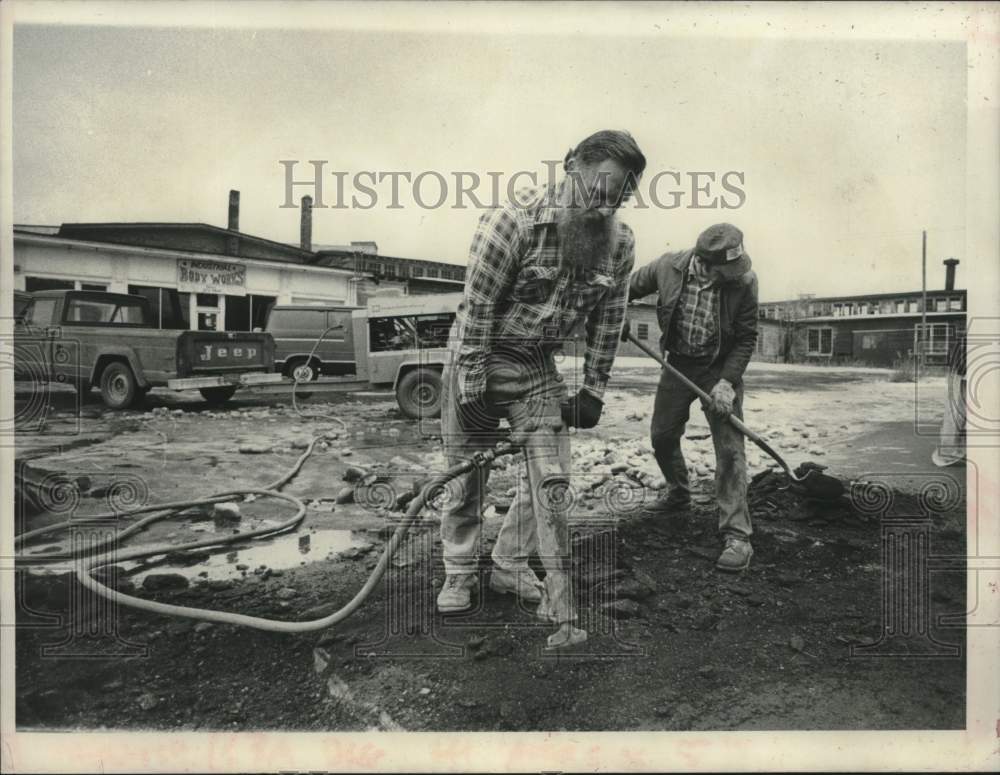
[716, 535, 753, 572]
[644, 490, 692, 515]
[489, 565, 543, 603]
[436, 573, 477, 612]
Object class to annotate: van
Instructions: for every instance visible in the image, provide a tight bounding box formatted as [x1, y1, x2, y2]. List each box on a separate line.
[265, 304, 361, 382]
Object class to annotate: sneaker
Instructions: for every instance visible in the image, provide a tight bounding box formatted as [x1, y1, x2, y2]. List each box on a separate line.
[716, 536, 753, 572]
[436, 573, 477, 612]
[489, 566, 543, 603]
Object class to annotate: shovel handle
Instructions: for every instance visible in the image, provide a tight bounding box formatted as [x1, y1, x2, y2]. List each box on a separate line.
[625, 333, 782, 462]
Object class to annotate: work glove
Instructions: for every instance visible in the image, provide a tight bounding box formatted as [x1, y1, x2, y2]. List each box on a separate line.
[708, 379, 736, 417]
[620, 316, 631, 342]
[456, 397, 501, 434]
[561, 389, 604, 429]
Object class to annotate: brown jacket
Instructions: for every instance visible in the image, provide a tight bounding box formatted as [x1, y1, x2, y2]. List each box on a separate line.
[628, 248, 759, 385]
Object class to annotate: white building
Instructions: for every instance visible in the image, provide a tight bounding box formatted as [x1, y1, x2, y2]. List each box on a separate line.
[12, 191, 362, 332]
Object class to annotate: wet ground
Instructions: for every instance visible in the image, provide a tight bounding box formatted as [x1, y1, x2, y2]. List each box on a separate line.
[12, 361, 968, 731]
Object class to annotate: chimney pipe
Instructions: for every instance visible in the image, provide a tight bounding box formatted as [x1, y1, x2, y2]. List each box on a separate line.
[300, 195, 313, 252]
[943, 258, 959, 291]
[226, 190, 240, 255]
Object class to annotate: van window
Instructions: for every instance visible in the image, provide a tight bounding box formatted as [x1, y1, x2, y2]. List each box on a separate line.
[268, 309, 327, 333]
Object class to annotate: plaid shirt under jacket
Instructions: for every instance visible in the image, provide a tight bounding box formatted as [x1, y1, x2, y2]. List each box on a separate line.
[452, 184, 636, 405]
[666, 255, 721, 359]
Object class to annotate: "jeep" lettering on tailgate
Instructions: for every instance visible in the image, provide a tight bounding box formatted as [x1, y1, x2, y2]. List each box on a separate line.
[199, 345, 258, 361]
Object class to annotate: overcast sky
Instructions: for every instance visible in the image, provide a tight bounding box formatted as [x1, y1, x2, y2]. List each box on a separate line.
[12, 18, 967, 301]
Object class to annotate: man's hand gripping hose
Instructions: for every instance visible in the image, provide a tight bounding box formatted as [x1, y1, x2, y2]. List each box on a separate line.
[15, 436, 522, 634]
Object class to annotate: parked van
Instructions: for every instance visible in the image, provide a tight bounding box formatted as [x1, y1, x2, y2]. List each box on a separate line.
[265, 304, 361, 382]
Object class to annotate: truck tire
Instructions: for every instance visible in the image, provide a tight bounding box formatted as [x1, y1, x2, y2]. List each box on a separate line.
[199, 386, 238, 405]
[396, 368, 443, 419]
[287, 358, 318, 383]
[99, 361, 139, 410]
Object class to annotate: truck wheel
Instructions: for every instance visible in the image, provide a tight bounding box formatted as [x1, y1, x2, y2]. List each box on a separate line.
[396, 368, 443, 419]
[99, 361, 139, 410]
[199, 386, 238, 405]
[288, 359, 318, 383]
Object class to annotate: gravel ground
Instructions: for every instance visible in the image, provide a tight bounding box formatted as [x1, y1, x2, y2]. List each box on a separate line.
[13, 362, 966, 731]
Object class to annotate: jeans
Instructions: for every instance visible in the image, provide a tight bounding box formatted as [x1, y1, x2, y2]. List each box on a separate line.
[649, 355, 752, 539]
[439, 347, 577, 624]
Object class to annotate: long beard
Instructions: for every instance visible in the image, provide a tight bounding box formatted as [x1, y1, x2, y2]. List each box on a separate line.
[556, 209, 616, 273]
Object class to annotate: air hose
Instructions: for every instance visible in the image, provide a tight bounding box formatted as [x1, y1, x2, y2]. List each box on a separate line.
[16, 430, 517, 632]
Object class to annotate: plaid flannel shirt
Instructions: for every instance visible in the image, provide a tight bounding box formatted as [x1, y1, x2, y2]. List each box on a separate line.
[667, 255, 721, 359]
[452, 184, 635, 405]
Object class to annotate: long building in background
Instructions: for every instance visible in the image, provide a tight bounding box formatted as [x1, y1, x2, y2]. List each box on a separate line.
[12, 190, 467, 332]
[620, 259, 965, 368]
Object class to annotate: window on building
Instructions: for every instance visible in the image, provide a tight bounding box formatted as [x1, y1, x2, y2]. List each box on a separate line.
[25, 277, 75, 292]
[426, 267, 439, 278]
[948, 296, 963, 311]
[935, 298, 948, 312]
[916, 323, 950, 356]
[412, 267, 424, 277]
[759, 308, 768, 320]
[384, 264, 396, 277]
[895, 300, 906, 313]
[637, 323, 649, 340]
[832, 303, 842, 317]
[906, 299, 918, 313]
[807, 326, 833, 356]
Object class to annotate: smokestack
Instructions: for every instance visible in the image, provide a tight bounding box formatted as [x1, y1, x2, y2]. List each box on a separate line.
[943, 258, 959, 291]
[300, 195, 313, 252]
[226, 190, 240, 255]
[228, 190, 240, 231]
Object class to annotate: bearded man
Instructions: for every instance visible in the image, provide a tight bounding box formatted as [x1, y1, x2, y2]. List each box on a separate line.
[437, 130, 646, 649]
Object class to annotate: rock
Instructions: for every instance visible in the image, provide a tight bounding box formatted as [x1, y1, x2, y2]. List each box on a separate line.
[137, 692, 159, 710]
[418, 687, 431, 696]
[746, 595, 766, 607]
[610, 463, 630, 475]
[313, 647, 331, 674]
[339, 448, 354, 457]
[343, 466, 367, 483]
[674, 594, 695, 609]
[238, 443, 272, 454]
[388, 455, 413, 470]
[212, 502, 241, 522]
[808, 447, 826, 456]
[275, 587, 298, 600]
[335, 486, 355, 504]
[327, 675, 353, 702]
[697, 665, 716, 678]
[142, 573, 189, 592]
[789, 635, 806, 652]
[691, 612, 720, 631]
[289, 437, 311, 450]
[602, 599, 642, 618]
[101, 679, 124, 692]
[194, 622, 214, 634]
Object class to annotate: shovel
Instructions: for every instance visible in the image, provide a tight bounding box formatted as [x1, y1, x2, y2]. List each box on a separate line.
[625, 332, 845, 501]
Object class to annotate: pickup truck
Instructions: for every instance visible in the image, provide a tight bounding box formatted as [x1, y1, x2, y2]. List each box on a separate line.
[14, 289, 282, 409]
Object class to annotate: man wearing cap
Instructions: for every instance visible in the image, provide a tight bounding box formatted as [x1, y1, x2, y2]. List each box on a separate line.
[625, 224, 759, 571]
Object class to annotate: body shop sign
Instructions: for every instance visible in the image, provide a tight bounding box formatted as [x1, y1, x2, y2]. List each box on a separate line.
[177, 259, 247, 296]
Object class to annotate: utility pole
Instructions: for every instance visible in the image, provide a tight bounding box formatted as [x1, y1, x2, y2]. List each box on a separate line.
[920, 229, 927, 371]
